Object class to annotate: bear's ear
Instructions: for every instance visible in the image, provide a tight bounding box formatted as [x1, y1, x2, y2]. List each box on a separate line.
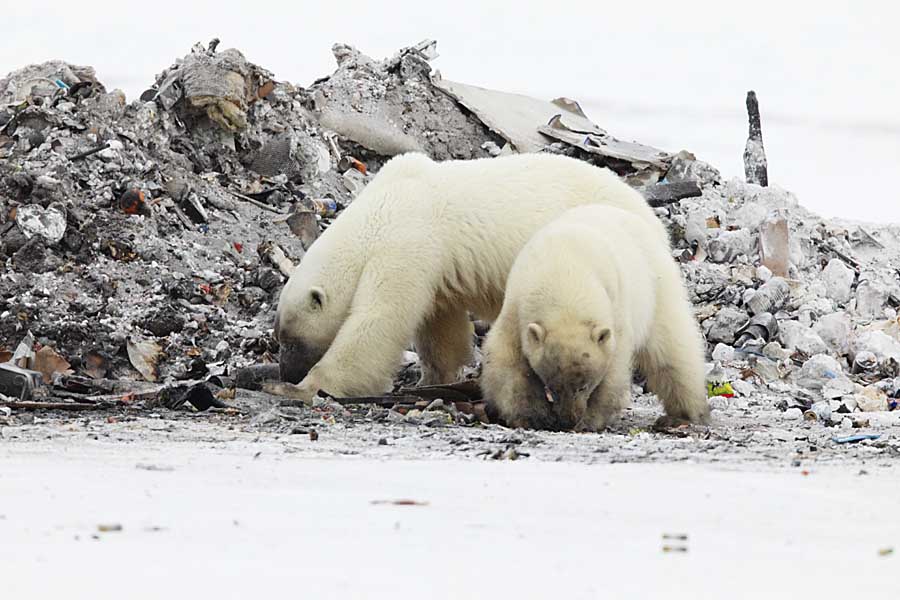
[592, 325, 611, 345]
[527, 322, 546, 344]
[309, 287, 327, 310]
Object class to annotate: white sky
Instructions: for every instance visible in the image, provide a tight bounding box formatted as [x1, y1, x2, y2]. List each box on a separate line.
[4, 0, 899, 221]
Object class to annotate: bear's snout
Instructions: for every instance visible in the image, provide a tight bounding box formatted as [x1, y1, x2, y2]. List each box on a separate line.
[278, 340, 324, 384]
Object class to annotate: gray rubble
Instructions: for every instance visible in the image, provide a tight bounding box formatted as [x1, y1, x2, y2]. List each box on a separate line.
[1, 39, 898, 448]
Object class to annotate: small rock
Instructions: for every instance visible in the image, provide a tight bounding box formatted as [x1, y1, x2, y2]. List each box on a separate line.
[709, 396, 730, 411]
[731, 379, 756, 397]
[711, 343, 735, 363]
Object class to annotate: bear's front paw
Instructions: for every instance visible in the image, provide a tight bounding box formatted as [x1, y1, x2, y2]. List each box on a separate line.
[653, 408, 710, 432]
[573, 414, 607, 433]
[261, 380, 319, 405]
[660, 398, 711, 426]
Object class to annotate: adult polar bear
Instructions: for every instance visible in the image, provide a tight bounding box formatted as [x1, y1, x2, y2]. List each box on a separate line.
[273, 152, 667, 402]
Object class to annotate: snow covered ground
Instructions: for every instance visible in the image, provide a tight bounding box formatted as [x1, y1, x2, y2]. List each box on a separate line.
[2, 437, 897, 600]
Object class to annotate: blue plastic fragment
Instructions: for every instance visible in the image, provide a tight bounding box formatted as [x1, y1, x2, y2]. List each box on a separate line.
[832, 434, 881, 444]
[54, 79, 69, 89]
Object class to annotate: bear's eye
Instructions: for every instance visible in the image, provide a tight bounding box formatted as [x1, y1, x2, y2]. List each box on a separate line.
[596, 328, 611, 344]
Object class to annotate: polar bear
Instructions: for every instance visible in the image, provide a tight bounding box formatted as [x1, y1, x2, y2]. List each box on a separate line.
[272, 152, 665, 403]
[481, 204, 709, 431]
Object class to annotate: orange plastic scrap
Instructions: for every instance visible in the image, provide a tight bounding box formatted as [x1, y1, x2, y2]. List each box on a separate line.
[339, 155, 367, 175]
[348, 157, 367, 175]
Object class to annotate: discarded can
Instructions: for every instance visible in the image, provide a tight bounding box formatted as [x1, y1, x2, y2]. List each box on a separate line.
[852, 351, 878, 374]
[0, 363, 44, 401]
[734, 312, 779, 348]
[337, 156, 367, 175]
[746, 277, 790, 315]
[803, 400, 832, 423]
[305, 198, 338, 218]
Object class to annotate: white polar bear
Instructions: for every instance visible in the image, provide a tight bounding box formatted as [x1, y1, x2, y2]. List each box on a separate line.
[482, 204, 709, 431]
[273, 152, 665, 403]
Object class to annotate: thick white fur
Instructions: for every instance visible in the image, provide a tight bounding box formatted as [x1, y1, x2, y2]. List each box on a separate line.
[482, 205, 709, 431]
[276, 152, 663, 401]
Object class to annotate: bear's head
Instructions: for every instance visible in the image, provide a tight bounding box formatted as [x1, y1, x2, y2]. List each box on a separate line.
[275, 253, 355, 384]
[521, 317, 616, 430]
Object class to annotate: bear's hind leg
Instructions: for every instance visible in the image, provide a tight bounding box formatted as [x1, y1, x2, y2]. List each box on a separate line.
[415, 306, 474, 385]
[638, 295, 710, 424]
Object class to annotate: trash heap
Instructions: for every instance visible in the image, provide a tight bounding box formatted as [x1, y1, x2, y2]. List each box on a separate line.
[1, 39, 898, 427]
[671, 179, 900, 427]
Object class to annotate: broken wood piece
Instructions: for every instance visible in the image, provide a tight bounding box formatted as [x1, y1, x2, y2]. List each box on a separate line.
[228, 189, 285, 213]
[743, 91, 768, 186]
[259, 241, 297, 277]
[538, 115, 670, 170]
[1, 400, 116, 411]
[814, 239, 860, 271]
[321, 393, 424, 407]
[640, 181, 702, 206]
[398, 380, 482, 403]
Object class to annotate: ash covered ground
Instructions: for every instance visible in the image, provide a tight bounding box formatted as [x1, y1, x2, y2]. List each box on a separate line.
[2, 39, 900, 468]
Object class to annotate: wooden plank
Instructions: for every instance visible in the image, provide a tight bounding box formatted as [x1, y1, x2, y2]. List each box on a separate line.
[640, 181, 702, 206]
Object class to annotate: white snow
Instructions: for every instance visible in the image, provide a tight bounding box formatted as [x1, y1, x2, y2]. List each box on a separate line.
[1, 440, 897, 599]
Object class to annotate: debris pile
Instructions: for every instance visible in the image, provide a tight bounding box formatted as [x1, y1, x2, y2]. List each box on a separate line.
[1, 39, 898, 430]
[0, 39, 498, 393]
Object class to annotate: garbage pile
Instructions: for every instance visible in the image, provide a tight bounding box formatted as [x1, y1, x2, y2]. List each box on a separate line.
[670, 180, 900, 426]
[1, 39, 899, 427]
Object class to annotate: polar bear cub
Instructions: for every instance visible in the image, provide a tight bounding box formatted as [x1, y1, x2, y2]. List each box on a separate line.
[482, 204, 709, 431]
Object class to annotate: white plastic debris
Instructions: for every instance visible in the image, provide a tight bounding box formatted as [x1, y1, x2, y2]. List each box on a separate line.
[15, 203, 67, 243]
[851, 330, 900, 364]
[783, 407, 803, 420]
[857, 387, 889, 412]
[796, 354, 846, 390]
[813, 312, 851, 356]
[821, 259, 855, 304]
[758, 210, 790, 277]
[855, 280, 888, 320]
[779, 320, 828, 356]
